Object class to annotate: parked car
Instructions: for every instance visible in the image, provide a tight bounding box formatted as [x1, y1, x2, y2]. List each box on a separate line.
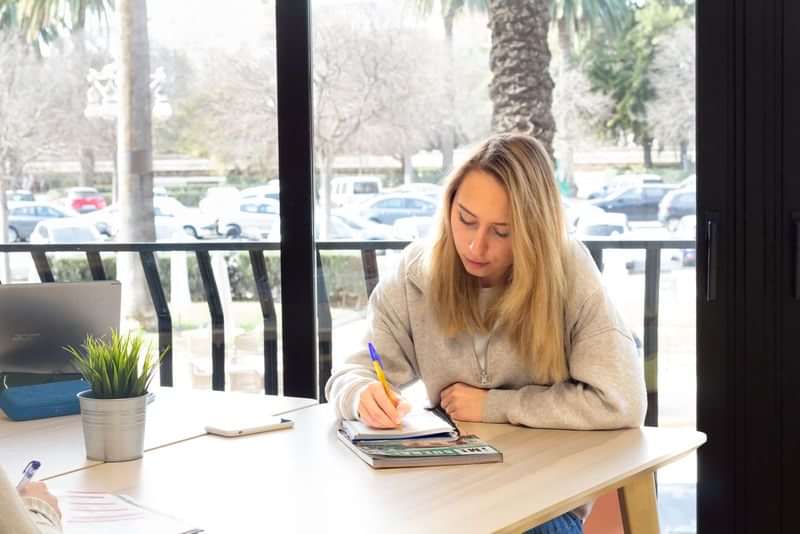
[357, 194, 437, 225]
[5, 189, 34, 202]
[65, 187, 107, 213]
[331, 210, 393, 241]
[678, 174, 696, 189]
[81, 204, 188, 242]
[7, 201, 78, 242]
[268, 212, 390, 242]
[590, 184, 676, 222]
[218, 199, 280, 239]
[562, 198, 608, 232]
[198, 186, 241, 220]
[240, 180, 280, 202]
[153, 196, 218, 239]
[331, 176, 382, 208]
[29, 218, 104, 244]
[392, 216, 435, 240]
[574, 211, 629, 238]
[388, 183, 442, 200]
[658, 188, 696, 231]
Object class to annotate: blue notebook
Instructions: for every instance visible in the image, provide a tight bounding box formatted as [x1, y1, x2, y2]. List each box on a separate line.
[0, 379, 89, 421]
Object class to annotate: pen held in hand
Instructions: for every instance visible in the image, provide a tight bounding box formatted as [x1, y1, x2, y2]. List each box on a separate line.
[16, 460, 41, 490]
[367, 342, 398, 406]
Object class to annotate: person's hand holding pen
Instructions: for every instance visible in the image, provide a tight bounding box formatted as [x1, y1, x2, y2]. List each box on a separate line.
[357, 342, 411, 429]
[16, 460, 61, 519]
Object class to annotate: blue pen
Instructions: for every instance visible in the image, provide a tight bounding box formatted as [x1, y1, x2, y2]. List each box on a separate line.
[16, 460, 41, 490]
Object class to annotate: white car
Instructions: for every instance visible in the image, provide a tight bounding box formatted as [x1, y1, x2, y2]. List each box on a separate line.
[562, 198, 608, 233]
[240, 180, 280, 202]
[574, 211, 629, 238]
[218, 199, 280, 239]
[30, 218, 105, 244]
[153, 196, 217, 239]
[392, 216, 435, 241]
[81, 204, 189, 242]
[198, 186, 241, 220]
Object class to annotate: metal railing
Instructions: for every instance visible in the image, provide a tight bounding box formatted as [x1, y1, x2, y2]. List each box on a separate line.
[0, 237, 693, 426]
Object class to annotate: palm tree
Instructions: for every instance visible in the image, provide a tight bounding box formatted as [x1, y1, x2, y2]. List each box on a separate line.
[115, 0, 156, 328]
[411, 0, 626, 165]
[485, 0, 555, 154]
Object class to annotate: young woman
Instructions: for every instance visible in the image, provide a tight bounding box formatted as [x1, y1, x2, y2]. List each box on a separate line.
[0, 467, 62, 534]
[325, 133, 646, 533]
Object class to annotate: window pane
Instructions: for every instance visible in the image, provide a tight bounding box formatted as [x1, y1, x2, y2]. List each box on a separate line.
[312, 1, 697, 531]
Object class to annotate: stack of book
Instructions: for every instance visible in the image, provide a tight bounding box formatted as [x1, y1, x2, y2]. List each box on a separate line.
[337, 407, 503, 469]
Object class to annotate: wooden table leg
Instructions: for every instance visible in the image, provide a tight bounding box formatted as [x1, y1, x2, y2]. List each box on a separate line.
[618, 470, 660, 534]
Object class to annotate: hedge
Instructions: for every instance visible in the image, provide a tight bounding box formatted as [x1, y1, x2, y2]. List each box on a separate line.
[46, 251, 369, 309]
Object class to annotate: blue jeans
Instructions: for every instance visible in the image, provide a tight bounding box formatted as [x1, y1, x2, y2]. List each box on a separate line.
[524, 512, 583, 534]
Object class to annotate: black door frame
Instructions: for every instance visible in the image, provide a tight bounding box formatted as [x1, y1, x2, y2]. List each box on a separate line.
[698, 0, 799, 532]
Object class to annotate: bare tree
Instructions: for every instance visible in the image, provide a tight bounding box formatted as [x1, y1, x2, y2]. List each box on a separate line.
[0, 35, 73, 280]
[648, 22, 695, 172]
[551, 60, 613, 194]
[187, 44, 278, 177]
[356, 19, 490, 184]
[313, 9, 400, 237]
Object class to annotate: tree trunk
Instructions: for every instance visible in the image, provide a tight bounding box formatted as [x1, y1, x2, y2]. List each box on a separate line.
[642, 137, 654, 168]
[318, 153, 333, 240]
[0, 173, 9, 284]
[487, 0, 556, 158]
[117, 0, 156, 329]
[680, 140, 689, 172]
[402, 151, 416, 185]
[440, 10, 457, 175]
[79, 147, 95, 187]
[556, 17, 577, 197]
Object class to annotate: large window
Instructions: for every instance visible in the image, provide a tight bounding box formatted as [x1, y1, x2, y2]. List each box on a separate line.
[0, 1, 283, 395]
[310, 1, 697, 532]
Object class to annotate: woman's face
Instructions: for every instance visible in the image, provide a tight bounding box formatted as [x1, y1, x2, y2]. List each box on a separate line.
[450, 169, 514, 287]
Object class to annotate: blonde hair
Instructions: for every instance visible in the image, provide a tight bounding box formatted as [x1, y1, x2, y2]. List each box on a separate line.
[427, 133, 570, 384]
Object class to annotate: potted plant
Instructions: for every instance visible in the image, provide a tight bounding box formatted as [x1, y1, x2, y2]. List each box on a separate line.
[65, 330, 165, 462]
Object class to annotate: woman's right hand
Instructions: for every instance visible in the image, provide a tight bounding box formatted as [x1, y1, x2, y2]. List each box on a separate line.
[358, 382, 411, 429]
[19, 481, 61, 519]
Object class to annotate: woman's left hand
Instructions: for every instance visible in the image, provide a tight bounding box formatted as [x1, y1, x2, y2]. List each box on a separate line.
[440, 382, 488, 422]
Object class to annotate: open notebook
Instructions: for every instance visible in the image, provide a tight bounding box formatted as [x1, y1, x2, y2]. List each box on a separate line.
[339, 406, 458, 441]
[338, 406, 503, 468]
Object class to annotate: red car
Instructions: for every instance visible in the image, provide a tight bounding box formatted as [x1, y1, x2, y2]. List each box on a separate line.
[66, 187, 107, 213]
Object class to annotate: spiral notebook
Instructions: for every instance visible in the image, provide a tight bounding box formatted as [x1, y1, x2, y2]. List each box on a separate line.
[339, 406, 458, 442]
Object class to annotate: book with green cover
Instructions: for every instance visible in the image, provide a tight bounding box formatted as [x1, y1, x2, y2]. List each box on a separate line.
[337, 430, 503, 469]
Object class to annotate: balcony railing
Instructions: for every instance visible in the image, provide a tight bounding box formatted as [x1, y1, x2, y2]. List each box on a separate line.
[0, 237, 693, 426]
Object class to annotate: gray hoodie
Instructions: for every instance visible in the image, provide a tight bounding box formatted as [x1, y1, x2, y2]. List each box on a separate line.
[325, 240, 646, 430]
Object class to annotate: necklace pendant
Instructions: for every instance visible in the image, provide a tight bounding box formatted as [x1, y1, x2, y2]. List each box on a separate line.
[479, 370, 489, 386]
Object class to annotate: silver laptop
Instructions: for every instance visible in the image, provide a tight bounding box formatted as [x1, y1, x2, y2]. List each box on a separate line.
[0, 281, 121, 374]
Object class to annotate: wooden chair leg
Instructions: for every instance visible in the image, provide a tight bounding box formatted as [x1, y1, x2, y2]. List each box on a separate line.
[618, 471, 660, 534]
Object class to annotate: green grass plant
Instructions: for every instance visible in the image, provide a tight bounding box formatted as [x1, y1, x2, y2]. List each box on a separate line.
[65, 330, 166, 399]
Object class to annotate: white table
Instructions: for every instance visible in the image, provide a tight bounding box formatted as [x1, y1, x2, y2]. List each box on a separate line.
[0, 387, 316, 480]
[49, 403, 706, 533]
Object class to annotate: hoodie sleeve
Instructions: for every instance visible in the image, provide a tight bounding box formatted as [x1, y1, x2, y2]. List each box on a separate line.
[324, 247, 422, 420]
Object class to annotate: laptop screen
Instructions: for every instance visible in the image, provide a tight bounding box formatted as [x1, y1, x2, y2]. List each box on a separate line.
[0, 281, 121, 374]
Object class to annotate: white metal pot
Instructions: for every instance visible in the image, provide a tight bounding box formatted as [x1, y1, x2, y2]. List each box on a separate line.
[77, 390, 154, 462]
